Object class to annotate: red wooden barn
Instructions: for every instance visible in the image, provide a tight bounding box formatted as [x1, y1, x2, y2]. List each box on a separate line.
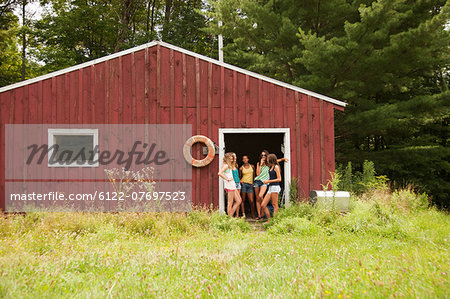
[0, 41, 346, 212]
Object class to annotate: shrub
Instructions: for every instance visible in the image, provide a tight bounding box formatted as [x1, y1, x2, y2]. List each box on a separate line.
[393, 188, 429, 212]
[336, 160, 389, 194]
[289, 177, 299, 204]
[340, 162, 353, 191]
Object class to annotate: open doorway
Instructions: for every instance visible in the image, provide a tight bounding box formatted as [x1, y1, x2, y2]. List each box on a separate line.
[218, 128, 291, 214]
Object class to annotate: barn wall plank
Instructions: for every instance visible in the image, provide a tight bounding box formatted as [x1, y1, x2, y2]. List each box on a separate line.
[311, 98, 322, 191]
[295, 92, 302, 196]
[122, 54, 133, 124]
[299, 93, 310, 198]
[173, 51, 183, 108]
[247, 77, 258, 126]
[182, 53, 187, 123]
[135, 49, 146, 123]
[148, 47, 158, 123]
[236, 72, 246, 127]
[324, 103, 335, 182]
[211, 64, 221, 108]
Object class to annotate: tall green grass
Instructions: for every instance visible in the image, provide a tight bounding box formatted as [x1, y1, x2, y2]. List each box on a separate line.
[0, 188, 448, 298]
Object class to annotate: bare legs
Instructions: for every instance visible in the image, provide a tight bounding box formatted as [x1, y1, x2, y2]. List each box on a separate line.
[227, 190, 241, 216]
[233, 190, 243, 217]
[255, 186, 267, 218]
[236, 193, 243, 217]
[261, 192, 279, 220]
[247, 192, 255, 218]
[238, 191, 255, 218]
[254, 187, 261, 218]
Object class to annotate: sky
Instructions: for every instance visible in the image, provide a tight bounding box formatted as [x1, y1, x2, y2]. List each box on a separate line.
[14, 1, 45, 24]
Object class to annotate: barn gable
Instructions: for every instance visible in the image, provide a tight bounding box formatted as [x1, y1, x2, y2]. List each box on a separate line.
[0, 41, 346, 108]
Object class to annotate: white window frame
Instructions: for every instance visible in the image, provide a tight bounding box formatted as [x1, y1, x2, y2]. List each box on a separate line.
[47, 128, 99, 167]
[218, 128, 291, 213]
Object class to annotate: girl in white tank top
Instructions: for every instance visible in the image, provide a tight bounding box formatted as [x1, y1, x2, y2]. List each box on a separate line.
[218, 153, 242, 216]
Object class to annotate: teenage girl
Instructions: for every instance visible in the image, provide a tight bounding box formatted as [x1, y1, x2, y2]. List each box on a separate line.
[231, 153, 244, 217]
[238, 155, 255, 219]
[253, 150, 270, 219]
[261, 154, 282, 221]
[218, 152, 242, 216]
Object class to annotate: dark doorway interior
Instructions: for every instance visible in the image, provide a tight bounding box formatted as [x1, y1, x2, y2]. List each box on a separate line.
[224, 133, 285, 216]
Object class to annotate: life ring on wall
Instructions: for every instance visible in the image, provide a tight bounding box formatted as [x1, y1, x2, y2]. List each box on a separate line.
[183, 135, 215, 167]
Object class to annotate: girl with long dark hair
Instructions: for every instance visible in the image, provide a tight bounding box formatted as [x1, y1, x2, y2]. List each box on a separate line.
[260, 153, 282, 221]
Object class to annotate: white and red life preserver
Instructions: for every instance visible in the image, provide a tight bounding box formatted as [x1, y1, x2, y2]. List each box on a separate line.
[183, 135, 215, 167]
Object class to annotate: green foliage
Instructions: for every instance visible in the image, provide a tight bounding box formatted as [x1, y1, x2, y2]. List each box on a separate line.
[267, 184, 435, 241]
[392, 188, 430, 212]
[361, 160, 376, 187]
[0, 9, 22, 86]
[321, 171, 341, 193]
[340, 162, 353, 191]
[336, 160, 390, 194]
[288, 177, 299, 203]
[17, 0, 217, 75]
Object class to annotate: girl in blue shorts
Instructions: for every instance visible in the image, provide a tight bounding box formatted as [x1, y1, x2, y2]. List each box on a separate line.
[238, 155, 255, 218]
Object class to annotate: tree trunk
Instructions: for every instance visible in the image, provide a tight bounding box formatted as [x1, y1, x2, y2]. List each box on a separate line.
[115, 0, 136, 52]
[146, 0, 157, 35]
[162, 0, 173, 39]
[150, 0, 156, 34]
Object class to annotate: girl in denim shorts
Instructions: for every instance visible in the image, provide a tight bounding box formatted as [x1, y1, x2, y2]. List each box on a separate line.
[254, 151, 289, 220]
[238, 155, 255, 218]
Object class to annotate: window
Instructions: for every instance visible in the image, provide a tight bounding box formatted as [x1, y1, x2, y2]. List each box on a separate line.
[47, 129, 99, 167]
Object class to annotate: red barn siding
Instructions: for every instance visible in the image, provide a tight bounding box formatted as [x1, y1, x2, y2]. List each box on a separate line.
[0, 42, 345, 211]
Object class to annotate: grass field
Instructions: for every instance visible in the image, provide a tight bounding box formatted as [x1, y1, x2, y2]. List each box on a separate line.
[0, 188, 448, 298]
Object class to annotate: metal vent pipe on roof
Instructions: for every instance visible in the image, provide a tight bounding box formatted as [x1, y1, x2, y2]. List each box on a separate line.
[218, 20, 223, 63]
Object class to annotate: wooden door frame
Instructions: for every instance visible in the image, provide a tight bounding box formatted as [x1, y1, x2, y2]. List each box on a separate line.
[218, 128, 291, 213]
